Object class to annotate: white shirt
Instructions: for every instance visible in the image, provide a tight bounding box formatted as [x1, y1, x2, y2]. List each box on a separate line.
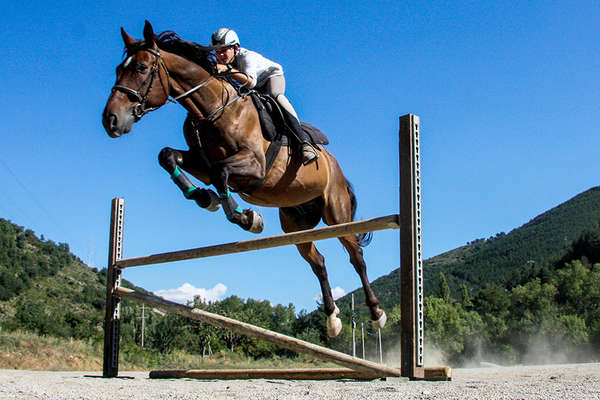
[233, 48, 283, 89]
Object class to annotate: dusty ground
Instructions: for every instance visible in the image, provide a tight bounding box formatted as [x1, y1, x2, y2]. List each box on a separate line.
[0, 363, 599, 399]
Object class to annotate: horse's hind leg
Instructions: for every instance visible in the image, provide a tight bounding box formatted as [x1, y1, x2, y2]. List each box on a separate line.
[336, 234, 386, 329]
[322, 184, 386, 330]
[158, 147, 220, 212]
[279, 204, 342, 338]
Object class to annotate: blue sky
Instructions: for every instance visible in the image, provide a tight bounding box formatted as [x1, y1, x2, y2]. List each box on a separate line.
[1, 1, 598, 313]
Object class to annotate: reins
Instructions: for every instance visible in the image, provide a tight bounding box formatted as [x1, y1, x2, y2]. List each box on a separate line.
[112, 48, 244, 122]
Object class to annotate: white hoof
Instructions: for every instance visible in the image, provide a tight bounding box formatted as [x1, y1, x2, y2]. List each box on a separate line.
[247, 210, 264, 234]
[204, 190, 221, 212]
[326, 305, 342, 338]
[371, 310, 387, 330]
[327, 316, 342, 338]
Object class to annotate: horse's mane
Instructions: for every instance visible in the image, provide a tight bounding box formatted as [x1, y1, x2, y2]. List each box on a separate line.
[125, 31, 216, 74]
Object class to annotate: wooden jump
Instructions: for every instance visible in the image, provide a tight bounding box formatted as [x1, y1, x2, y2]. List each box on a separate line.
[103, 114, 448, 381]
[117, 286, 401, 378]
[116, 214, 399, 269]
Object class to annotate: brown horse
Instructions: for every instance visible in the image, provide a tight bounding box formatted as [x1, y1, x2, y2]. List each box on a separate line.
[102, 21, 386, 337]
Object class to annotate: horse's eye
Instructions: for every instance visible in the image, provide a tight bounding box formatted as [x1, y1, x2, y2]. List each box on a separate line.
[135, 63, 148, 73]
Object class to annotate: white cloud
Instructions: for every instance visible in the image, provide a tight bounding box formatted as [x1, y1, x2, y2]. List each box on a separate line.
[314, 286, 347, 302]
[332, 287, 347, 300]
[154, 282, 227, 304]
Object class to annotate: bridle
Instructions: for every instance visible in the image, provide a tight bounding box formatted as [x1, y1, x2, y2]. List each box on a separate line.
[112, 48, 170, 119]
[111, 47, 236, 121]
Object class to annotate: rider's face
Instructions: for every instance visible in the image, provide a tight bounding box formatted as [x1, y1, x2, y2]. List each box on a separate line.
[215, 46, 236, 64]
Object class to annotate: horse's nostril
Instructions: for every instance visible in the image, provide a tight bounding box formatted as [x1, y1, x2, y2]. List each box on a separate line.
[102, 111, 121, 137]
[109, 114, 117, 129]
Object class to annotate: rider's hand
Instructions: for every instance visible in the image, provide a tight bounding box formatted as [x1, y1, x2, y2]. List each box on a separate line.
[216, 64, 230, 73]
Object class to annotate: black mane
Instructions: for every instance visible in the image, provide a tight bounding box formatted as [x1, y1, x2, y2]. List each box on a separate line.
[125, 31, 216, 74]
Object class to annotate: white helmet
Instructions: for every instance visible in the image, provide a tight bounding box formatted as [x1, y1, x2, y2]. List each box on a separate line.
[211, 28, 240, 48]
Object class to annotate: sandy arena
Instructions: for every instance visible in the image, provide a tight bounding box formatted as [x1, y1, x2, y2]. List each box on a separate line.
[0, 363, 599, 399]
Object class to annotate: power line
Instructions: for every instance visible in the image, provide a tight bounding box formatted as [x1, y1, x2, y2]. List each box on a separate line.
[0, 158, 67, 234]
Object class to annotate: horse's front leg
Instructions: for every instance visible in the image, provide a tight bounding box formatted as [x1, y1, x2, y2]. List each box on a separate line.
[210, 149, 264, 233]
[158, 147, 221, 212]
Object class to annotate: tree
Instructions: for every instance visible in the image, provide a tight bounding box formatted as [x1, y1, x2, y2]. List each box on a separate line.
[439, 272, 451, 301]
[424, 296, 483, 363]
[459, 284, 472, 308]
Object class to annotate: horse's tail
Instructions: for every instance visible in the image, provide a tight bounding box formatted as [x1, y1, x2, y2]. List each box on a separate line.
[346, 179, 373, 247]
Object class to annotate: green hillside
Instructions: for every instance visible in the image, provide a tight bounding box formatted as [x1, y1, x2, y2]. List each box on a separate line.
[0, 218, 148, 340]
[338, 186, 600, 314]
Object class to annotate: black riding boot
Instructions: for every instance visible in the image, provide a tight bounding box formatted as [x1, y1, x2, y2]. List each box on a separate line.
[283, 110, 319, 165]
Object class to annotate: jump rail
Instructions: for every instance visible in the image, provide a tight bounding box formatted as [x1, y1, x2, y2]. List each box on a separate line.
[102, 114, 445, 381]
[117, 286, 401, 378]
[116, 215, 399, 269]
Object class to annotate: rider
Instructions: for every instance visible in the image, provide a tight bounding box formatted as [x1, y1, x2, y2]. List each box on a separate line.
[210, 28, 319, 166]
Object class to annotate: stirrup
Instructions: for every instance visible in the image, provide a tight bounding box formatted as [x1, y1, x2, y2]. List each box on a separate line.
[301, 144, 319, 166]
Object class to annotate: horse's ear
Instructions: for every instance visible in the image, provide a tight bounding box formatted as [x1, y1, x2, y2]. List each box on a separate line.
[121, 27, 136, 47]
[143, 20, 156, 47]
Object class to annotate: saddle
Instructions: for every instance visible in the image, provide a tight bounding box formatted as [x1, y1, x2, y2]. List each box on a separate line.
[238, 92, 328, 194]
[249, 92, 329, 146]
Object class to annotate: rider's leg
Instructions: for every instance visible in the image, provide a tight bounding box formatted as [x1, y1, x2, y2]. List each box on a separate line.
[264, 76, 318, 165]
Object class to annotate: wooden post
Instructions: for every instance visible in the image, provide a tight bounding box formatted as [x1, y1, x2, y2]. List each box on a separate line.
[399, 114, 425, 379]
[103, 197, 125, 378]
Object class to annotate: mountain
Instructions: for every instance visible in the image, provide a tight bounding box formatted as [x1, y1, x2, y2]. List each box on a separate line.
[0, 218, 144, 339]
[338, 186, 600, 314]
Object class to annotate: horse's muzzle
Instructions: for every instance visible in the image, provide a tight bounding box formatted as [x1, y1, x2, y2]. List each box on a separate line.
[102, 107, 133, 138]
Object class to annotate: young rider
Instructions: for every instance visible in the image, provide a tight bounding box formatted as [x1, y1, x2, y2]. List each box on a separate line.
[210, 28, 319, 166]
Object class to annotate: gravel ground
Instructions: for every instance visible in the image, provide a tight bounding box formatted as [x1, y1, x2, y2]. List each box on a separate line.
[0, 363, 599, 400]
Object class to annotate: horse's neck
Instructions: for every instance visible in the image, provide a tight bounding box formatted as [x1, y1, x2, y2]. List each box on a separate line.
[165, 52, 236, 119]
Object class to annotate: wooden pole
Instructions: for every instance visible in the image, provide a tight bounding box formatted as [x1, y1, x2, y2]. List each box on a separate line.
[399, 114, 425, 379]
[150, 368, 381, 380]
[102, 198, 125, 378]
[116, 286, 402, 378]
[116, 215, 399, 269]
[149, 367, 451, 381]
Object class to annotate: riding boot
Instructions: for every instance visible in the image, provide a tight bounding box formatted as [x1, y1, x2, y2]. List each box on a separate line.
[285, 110, 319, 166]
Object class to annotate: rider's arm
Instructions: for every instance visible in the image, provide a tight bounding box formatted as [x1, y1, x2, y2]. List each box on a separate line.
[216, 63, 254, 87]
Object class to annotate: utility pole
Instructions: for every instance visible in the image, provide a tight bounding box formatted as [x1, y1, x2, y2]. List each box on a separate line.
[138, 304, 149, 347]
[378, 328, 383, 364]
[361, 322, 365, 360]
[351, 294, 356, 357]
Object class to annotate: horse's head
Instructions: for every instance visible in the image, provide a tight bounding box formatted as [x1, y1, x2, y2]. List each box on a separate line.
[102, 21, 170, 138]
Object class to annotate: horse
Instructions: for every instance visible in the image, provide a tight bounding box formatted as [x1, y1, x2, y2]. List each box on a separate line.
[102, 21, 386, 337]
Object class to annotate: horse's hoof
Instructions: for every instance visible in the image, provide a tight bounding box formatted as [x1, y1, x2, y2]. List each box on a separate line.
[327, 315, 342, 338]
[246, 210, 264, 234]
[204, 189, 221, 212]
[371, 310, 387, 330]
[326, 305, 341, 338]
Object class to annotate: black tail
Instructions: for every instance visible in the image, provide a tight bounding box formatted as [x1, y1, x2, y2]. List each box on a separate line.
[346, 179, 373, 247]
